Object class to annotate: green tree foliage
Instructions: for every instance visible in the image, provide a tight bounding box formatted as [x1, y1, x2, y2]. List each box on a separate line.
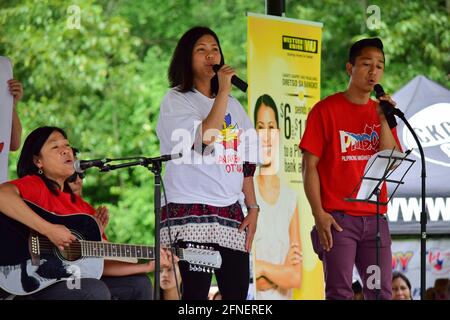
[1, 0, 448, 246]
[289, 0, 449, 96]
[1, 0, 158, 244]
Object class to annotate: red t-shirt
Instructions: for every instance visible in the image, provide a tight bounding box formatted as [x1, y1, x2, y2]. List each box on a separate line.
[299, 92, 402, 216]
[9, 175, 107, 239]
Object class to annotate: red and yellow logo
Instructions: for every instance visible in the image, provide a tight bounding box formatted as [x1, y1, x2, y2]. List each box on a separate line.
[217, 113, 241, 151]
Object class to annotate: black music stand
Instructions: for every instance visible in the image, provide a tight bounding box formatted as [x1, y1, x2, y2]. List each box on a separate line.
[345, 149, 415, 300]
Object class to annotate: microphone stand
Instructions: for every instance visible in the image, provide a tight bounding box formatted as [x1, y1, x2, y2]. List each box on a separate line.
[392, 109, 427, 300]
[146, 158, 162, 301]
[99, 156, 171, 300]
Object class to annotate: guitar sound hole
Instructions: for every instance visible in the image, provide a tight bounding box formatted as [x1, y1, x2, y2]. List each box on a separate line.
[57, 240, 82, 261]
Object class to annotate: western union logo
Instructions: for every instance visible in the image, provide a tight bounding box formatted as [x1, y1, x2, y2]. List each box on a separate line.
[282, 36, 318, 53]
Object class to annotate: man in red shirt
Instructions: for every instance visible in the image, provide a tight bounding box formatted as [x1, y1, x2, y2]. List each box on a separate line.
[300, 38, 401, 300]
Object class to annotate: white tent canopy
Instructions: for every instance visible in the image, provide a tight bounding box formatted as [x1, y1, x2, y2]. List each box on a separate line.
[387, 75, 450, 234]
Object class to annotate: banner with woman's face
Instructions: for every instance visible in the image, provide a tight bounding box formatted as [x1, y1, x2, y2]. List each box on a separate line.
[248, 13, 323, 300]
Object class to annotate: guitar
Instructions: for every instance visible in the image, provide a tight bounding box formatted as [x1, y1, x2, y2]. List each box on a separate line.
[0, 201, 222, 296]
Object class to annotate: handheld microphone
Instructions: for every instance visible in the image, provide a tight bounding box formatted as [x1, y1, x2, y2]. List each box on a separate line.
[73, 159, 107, 173]
[373, 84, 400, 129]
[213, 64, 248, 92]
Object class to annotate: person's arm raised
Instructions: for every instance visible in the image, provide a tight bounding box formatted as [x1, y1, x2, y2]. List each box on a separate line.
[377, 95, 401, 152]
[200, 65, 234, 145]
[7, 79, 23, 151]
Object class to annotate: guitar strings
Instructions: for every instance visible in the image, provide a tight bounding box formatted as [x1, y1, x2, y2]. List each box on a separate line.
[37, 239, 157, 254]
[36, 242, 155, 257]
[36, 239, 191, 261]
[33, 244, 215, 267]
[37, 240, 185, 257]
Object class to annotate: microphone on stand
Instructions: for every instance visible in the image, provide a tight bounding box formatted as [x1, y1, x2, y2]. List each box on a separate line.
[375, 83, 427, 299]
[213, 64, 248, 92]
[74, 153, 182, 173]
[145, 153, 183, 163]
[73, 159, 108, 173]
[140, 153, 183, 166]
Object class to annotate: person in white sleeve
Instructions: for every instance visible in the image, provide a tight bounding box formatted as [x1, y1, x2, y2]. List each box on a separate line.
[157, 26, 259, 300]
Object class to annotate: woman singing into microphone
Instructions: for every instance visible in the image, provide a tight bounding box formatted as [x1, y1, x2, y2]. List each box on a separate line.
[157, 26, 259, 300]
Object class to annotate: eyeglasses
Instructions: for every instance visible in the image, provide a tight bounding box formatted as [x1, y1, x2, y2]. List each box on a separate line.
[67, 172, 85, 183]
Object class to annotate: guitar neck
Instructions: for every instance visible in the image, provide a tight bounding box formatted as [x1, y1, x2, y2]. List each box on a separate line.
[79, 241, 159, 260]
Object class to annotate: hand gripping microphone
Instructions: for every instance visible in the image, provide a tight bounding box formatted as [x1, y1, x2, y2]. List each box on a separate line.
[374, 84, 402, 129]
[213, 64, 248, 92]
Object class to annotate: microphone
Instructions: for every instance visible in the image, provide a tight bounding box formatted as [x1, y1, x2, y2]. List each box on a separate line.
[213, 64, 248, 92]
[373, 84, 400, 129]
[73, 159, 107, 173]
[143, 153, 183, 164]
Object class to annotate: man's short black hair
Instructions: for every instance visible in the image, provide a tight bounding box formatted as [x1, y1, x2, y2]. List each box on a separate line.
[348, 37, 384, 65]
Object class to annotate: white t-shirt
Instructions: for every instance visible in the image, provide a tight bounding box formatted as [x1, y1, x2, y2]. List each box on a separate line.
[254, 178, 298, 300]
[157, 88, 258, 207]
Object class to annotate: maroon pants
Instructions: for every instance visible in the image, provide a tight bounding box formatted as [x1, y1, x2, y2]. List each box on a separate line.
[311, 211, 392, 300]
